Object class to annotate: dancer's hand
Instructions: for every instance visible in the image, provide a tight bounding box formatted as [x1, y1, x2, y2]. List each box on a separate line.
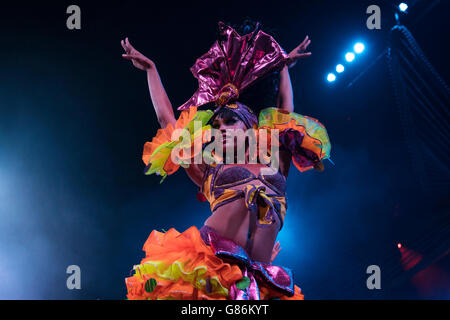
[287, 35, 311, 68]
[121, 37, 155, 71]
[270, 241, 282, 263]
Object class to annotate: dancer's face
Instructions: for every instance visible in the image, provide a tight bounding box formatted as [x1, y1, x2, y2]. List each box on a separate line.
[211, 112, 247, 151]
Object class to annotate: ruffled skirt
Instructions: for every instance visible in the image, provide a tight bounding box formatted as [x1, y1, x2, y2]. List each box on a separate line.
[125, 225, 304, 300]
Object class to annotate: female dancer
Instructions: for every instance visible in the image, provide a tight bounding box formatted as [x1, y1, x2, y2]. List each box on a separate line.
[121, 22, 330, 300]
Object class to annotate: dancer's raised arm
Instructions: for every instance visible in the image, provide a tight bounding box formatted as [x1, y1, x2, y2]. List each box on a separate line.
[277, 36, 312, 112]
[277, 66, 294, 112]
[121, 37, 176, 128]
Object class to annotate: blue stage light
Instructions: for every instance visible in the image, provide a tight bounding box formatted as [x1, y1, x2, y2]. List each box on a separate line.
[345, 52, 355, 62]
[336, 64, 344, 73]
[327, 73, 336, 82]
[399, 3, 408, 12]
[354, 42, 365, 54]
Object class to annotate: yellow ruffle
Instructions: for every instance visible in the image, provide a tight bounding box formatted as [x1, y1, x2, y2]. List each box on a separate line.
[125, 226, 243, 300]
[258, 107, 331, 171]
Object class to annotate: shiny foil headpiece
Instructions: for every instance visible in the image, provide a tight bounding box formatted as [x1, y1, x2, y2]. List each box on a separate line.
[178, 21, 288, 110]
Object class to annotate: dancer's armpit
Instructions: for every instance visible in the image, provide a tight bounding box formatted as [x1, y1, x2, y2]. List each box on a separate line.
[185, 163, 207, 187]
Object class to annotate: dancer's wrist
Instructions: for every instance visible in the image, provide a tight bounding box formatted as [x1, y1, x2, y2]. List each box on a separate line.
[146, 62, 157, 73]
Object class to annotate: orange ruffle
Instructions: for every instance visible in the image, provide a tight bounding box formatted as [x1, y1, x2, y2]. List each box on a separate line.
[125, 226, 243, 300]
[125, 226, 305, 300]
[142, 106, 199, 176]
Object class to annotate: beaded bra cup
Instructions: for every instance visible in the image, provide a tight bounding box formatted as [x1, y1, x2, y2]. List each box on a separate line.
[214, 165, 286, 195]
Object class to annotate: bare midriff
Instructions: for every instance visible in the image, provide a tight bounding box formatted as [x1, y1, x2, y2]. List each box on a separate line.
[203, 164, 281, 264]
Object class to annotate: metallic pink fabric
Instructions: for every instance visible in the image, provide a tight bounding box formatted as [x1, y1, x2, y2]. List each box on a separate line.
[205, 227, 294, 300]
[178, 21, 289, 110]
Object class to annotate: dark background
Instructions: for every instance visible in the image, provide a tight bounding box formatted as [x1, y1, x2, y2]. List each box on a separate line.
[0, 0, 448, 299]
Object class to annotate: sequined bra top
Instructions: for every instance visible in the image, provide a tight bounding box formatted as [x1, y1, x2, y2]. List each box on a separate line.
[200, 164, 288, 230]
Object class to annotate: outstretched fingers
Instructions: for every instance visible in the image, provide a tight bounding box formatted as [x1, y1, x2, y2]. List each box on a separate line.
[271, 241, 282, 262]
[125, 37, 135, 52]
[300, 35, 309, 46]
[121, 37, 137, 55]
[121, 53, 140, 61]
[303, 36, 311, 45]
[274, 241, 281, 253]
[121, 39, 129, 53]
[298, 38, 311, 51]
[304, 40, 311, 49]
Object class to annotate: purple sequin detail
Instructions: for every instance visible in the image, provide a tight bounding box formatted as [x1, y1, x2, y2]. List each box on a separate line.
[215, 166, 254, 187]
[214, 164, 286, 195]
[199, 225, 216, 246]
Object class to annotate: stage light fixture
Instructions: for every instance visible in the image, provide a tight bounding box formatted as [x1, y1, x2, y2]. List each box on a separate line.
[399, 3, 408, 12]
[354, 42, 365, 54]
[345, 52, 355, 62]
[327, 73, 336, 82]
[336, 64, 344, 73]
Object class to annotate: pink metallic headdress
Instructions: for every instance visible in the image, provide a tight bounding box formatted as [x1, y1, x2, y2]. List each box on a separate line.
[178, 21, 289, 111]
